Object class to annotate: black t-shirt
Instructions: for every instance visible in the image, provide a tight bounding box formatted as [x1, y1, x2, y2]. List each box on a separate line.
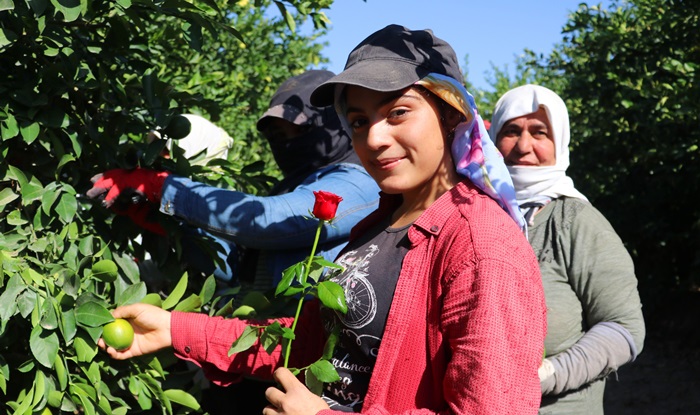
[321, 217, 411, 412]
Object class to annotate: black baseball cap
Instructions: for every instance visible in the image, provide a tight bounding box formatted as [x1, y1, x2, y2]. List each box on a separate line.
[310, 24, 463, 107]
[257, 70, 335, 131]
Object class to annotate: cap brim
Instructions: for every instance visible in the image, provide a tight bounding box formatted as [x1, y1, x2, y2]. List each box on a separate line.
[256, 104, 310, 131]
[310, 59, 429, 107]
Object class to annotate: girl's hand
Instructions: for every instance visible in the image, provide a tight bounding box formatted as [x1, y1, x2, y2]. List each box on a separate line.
[97, 303, 172, 359]
[263, 367, 330, 415]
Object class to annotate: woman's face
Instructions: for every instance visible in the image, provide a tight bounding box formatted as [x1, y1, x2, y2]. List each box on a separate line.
[344, 86, 458, 201]
[495, 107, 556, 166]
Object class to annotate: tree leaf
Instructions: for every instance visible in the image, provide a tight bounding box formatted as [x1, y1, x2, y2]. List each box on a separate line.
[29, 325, 60, 368]
[60, 308, 77, 343]
[73, 331, 98, 363]
[162, 389, 200, 410]
[55, 192, 78, 223]
[199, 274, 216, 305]
[117, 282, 146, 306]
[0, 187, 18, 206]
[75, 301, 113, 327]
[0, 274, 25, 321]
[173, 294, 202, 312]
[19, 122, 40, 144]
[162, 272, 188, 310]
[40, 296, 59, 330]
[50, 0, 82, 22]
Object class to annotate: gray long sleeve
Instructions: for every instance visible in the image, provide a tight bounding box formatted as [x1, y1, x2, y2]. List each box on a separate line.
[541, 321, 638, 395]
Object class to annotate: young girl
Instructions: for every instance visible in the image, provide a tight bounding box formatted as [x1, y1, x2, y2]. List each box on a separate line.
[101, 25, 547, 414]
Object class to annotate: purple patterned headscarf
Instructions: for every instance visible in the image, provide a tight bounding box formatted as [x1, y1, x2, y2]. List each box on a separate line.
[416, 73, 527, 233]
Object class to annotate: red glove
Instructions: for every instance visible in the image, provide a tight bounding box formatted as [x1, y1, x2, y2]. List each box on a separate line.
[119, 202, 166, 236]
[87, 168, 169, 207]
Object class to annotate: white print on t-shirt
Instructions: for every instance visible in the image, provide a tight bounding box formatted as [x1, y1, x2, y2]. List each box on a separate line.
[331, 245, 379, 329]
[342, 328, 380, 358]
[323, 376, 365, 409]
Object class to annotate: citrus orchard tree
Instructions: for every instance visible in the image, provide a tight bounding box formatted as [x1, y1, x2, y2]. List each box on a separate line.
[473, 0, 699, 308]
[546, 0, 700, 306]
[0, 0, 333, 413]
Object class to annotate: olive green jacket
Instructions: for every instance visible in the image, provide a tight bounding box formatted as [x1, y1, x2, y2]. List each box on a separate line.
[530, 198, 645, 415]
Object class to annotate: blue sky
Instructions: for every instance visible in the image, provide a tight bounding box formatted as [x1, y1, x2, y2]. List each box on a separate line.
[310, 0, 611, 91]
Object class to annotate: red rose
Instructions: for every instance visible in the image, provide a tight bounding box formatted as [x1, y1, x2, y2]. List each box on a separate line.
[312, 191, 343, 221]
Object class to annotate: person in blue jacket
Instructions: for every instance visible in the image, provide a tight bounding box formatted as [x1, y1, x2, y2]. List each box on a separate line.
[87, 70, 380, 414]
[88, 69, 380, 292]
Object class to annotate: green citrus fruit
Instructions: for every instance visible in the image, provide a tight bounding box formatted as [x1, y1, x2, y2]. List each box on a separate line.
[40, 408, 52, 415]
[102, 318, 134, 351]
[241, 291, 271, 311]
[92, 259, 118, 282]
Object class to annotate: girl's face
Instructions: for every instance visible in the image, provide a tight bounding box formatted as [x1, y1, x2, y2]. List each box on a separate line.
[344, 86, 459, 202]
[495, 107, 556, 166]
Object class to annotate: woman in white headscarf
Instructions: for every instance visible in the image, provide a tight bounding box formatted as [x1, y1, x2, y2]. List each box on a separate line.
[491, 84, 646, 415]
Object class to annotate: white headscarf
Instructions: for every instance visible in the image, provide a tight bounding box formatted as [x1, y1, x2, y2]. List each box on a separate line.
[490, 84, 587, 206]
[150, 114, 234, 165]
[175, 114, 233, 165]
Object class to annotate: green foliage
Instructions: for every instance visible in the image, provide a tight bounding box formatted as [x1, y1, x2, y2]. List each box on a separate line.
[227, 220, 347, 396]
[483, 0, 700, 307]
[464, 51, 563, 122]
[548, 0, 700, 306]
[0, 0, 331, 413]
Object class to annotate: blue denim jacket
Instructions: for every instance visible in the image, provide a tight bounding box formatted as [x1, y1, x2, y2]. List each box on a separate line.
[159, 163, 380, 285]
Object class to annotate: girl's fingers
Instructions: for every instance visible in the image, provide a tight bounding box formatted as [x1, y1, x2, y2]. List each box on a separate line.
[262, 405, 281, 415]
[265, 386, 285, 409]
[272, 367, 300, 391]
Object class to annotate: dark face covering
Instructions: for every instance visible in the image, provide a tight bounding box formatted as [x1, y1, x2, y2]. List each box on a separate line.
[267, 106, 360, 195]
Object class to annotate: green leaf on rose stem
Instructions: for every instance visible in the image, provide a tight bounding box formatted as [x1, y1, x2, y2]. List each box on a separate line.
[304, 367, 324, 396]
[162, 272, 188, 310]
[280, 284, 308, 297]
[322, 325, 340, 360]
[316, 281, 347, 314]
[309, 359, 341, 383]
[314, 257, 344, 270]
[281, 327, 296, 340]
[275, 263, 301, 297]
[307, 260, 325, 283]
[75, 301, 114, 327]
[228, 325, 259, 356]
[260, 322, 285, 355]
[163, 389, 201, 410]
